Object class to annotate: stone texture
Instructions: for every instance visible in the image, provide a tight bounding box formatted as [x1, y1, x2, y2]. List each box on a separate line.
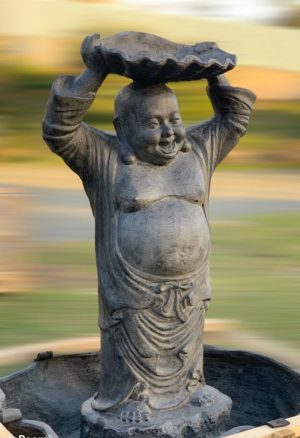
[81, 386, 232, 438]
[1, 348, 300, 438]
[0, 388, 6, 410]
[41, 31, 256, 436]
[0, 408, 22, 424]
[94, 31, 237, 82]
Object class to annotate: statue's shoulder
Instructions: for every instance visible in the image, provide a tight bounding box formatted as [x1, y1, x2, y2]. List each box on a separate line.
[186, 120, 214, 147]
[85, 127, 120, 170]
[89, 126, 118, 148]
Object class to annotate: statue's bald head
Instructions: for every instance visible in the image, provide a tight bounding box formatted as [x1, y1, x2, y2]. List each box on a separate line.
[114, 82, 176, 124]
[113, 81, 190, 166]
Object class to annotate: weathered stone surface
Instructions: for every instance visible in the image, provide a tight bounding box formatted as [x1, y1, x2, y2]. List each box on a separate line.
[81, 386, 232, 438]
[41, 31, 255, 436]
[1, 348, 300, 437]
[0, 408, 22, 424]
[94, 31, 237, 82]
[0, 387, 6, 410]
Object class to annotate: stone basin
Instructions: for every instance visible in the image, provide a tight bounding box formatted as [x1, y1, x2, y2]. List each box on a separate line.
[1, 346, 300, 438]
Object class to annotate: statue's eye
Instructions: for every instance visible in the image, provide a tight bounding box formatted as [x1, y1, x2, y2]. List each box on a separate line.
[171, 117, 181, 125]
[148, 121, 159, 129]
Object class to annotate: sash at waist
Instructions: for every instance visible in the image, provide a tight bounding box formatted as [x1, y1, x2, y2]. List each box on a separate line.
[98, 247, 211, 329]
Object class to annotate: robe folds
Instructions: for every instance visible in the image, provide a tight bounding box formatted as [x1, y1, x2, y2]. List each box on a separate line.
[42, 75, 256, 410]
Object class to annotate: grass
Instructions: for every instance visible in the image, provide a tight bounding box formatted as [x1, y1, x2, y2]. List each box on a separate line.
[210, 213, 300, 345]
[0, 290, 99, 377]
[0, 291, 98, 349]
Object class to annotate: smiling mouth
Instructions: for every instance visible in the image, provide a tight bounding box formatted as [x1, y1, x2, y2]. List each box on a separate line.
[158, 141, 177, 156]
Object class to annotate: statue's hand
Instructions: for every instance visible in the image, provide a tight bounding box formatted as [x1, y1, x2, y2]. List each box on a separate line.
[80, 33, 108, 73]
[194, 41, 219, 54]
[208, 74, 230, 87]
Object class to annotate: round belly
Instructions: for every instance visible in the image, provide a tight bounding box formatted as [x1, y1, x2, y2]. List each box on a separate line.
[117, 198, 210, 276]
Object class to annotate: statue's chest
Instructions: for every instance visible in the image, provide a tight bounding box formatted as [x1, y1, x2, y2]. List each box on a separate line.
[115, 151, 205, 212]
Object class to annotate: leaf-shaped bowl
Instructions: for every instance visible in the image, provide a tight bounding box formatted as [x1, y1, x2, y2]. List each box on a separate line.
[96, 32, 237, 83]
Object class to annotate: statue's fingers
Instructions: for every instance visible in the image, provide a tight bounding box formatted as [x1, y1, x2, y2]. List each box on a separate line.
[82, 35, 91, 48]
[195, 41, 218, 54]
[80, 36, 90, 57]
[91, 33, 100, 41]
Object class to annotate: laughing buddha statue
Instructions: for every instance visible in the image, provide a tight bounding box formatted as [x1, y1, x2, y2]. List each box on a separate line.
[42, 33, 256, 434]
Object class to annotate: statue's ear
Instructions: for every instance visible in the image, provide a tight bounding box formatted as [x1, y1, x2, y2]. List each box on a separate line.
[113, 116, 121, 138]
[113, 117, 136, 165]
[181, 138, 192, 153]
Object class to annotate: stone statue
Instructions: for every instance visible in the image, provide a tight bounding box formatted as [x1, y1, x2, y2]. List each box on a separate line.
[42, 32, 256, 437]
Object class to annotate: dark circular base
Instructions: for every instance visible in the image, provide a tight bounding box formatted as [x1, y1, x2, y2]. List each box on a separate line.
[81, 386, 232, 438]
[1, 347, 300, 438]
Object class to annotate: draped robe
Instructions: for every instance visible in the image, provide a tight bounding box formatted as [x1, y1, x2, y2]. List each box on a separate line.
[42, 76, 256, 411]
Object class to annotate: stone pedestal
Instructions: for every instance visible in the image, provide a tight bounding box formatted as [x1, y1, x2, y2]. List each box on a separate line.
[81, 385, 232, 438]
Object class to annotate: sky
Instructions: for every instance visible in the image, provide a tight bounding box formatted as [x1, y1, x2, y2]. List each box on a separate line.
[119, 0, 292, 22]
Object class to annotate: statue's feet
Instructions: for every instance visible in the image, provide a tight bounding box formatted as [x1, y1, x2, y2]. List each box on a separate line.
[117, 400, 151, 423]
[189, 386, 216, 407]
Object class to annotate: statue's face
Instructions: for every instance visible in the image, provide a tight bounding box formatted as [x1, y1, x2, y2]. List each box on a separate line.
[127, 91, 186, 165]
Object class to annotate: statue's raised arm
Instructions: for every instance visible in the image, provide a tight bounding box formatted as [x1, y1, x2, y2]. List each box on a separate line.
[187, 71, 256, 178]
[42, 34, 109, 180]
[42, 32, 257, 438]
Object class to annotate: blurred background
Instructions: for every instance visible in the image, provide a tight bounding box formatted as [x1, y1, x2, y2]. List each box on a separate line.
[0, 0, 299, 377]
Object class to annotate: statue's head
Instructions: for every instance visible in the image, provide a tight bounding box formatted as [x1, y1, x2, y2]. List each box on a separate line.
[114, 82, 190, 165]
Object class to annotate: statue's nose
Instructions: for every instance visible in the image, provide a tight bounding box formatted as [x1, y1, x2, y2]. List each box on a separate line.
[161, 123, 173, 138]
